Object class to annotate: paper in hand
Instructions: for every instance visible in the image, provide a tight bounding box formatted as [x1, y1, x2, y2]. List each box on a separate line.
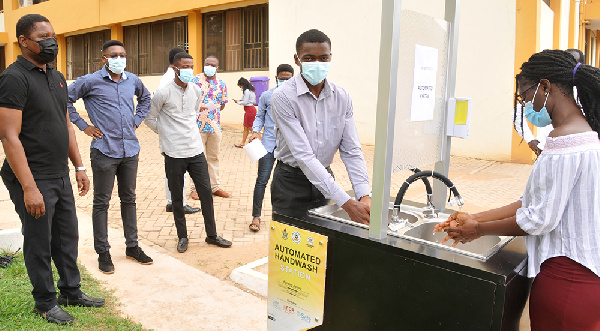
[197, 103, 219, 118]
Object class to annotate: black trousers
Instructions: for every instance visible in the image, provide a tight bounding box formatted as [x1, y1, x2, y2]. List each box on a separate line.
[2, 175, 83, 311]
[90, 148, 139, 254]
[164, 153, 217, 239]
[270, 161, 332, 220]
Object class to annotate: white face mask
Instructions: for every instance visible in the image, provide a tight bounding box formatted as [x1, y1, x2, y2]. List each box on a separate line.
[203, 65, 217, 77]
[107, 57, 126, 74]
[299, 61, 330, 86]
[276, 77, 290, 87]
[176, 68, 194, 83]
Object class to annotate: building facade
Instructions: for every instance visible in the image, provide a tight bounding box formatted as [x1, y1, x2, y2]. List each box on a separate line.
[0, 0, 598, 163]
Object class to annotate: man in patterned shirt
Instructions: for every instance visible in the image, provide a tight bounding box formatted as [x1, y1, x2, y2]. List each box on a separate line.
[192, 55, 230, 198]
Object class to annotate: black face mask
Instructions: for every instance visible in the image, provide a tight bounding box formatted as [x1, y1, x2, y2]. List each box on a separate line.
[30, 37, 58, 64]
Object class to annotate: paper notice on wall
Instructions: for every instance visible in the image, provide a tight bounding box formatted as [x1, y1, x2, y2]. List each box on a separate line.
[410, 44, 439, 121]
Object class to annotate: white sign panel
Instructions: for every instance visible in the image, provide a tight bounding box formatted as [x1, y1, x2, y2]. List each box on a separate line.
[410, 44, 439, 121]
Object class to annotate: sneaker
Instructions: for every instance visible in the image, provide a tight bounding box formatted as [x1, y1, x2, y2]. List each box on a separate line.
[125, 246, 153, 265]
[205, 236, 232, 248]
[98, 251, 114, 274]
[58, 292, 105, 308]
[35, 305, 74, 325]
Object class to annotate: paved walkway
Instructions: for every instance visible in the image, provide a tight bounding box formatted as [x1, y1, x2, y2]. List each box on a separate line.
[0, 121, 535, 330]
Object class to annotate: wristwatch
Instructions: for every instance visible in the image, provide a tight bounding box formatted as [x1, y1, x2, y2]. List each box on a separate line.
[75, 166, 86, 172]
[359, 193, 371, 201]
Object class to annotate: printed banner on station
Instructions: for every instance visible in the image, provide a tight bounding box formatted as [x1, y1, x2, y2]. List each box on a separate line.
[267, 221, 328, 331]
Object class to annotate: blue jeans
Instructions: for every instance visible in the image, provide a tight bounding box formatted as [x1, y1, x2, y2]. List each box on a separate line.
[252, 152, 275, 217]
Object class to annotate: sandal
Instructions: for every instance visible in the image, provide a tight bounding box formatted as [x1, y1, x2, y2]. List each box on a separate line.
[249, 217, 261, 232]
[234, 144, 244, 148]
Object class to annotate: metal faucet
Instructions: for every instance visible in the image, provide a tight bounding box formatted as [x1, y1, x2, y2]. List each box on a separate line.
[393, 170, 464, 221]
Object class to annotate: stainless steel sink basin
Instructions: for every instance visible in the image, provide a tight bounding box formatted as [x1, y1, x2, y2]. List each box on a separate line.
[331, 207, 420, 225]
[310, 203, 420, 229]
[401, 221, 512, 260]
[309, 203, 514, 261]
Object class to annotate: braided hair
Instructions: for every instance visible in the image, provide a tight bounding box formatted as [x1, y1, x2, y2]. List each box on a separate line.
[514, 49, 600, 135]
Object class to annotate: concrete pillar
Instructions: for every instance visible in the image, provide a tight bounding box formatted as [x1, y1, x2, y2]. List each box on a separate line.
[596, 31, 600, 67]
[111, 23, 123, 42]
[8, 41, 20, 64]
[568, 0, 577, 48]
[187, 11, 203, 71]
[549, 0, 563, 49]
[586, 29, 592, 64]
[56, 34, 67, 74]
[512, 0, 541, 164]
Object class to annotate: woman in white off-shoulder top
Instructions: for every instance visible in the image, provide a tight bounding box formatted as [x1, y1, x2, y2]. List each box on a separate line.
[436, 50, 600, 330]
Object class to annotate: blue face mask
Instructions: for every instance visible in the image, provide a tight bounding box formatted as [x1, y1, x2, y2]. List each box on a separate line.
[524, 84, 552, 127]
[299, 60, 330, 86]
[203, 65, 217, 77]
[276, 77, 290, 87]
[176, 68, 194, 84]
[107, 57, 126, 74]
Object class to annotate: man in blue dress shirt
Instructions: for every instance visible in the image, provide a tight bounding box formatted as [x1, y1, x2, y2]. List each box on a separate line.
[68, 40, 153, 274]
[247, 63, 294, 232]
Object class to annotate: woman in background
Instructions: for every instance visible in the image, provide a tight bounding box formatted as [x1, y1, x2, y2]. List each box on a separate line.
[436, 49, 600, 330]
[233, 77, 256, 148]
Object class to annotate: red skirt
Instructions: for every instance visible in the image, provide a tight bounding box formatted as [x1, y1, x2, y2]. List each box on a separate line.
[243, 105, 257, 127]
[529, 256, 600, 330]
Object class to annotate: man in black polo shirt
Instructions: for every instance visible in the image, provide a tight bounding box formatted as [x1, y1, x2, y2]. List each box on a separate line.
[0, 14, 104, 325]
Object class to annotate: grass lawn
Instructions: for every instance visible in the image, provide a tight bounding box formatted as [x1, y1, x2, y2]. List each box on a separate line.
[0, 251, 145, 330]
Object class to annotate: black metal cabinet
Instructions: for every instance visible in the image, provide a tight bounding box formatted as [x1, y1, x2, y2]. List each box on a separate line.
[272, 213, 530, 331]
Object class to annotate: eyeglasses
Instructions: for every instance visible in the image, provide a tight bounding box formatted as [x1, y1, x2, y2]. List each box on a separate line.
[515, 83, 538, 107]
[103, 53, 127, 59]
[276, 76, 291, 81]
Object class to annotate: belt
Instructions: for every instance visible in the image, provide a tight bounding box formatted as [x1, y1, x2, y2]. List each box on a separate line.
[277, 161, 331, 173]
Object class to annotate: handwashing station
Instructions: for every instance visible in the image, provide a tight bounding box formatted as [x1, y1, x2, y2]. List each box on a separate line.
[267, 1, 529, 330]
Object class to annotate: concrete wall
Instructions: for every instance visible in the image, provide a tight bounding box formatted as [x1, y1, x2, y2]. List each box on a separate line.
[9, 0, 577, 161]
[269, 0, 518, 160]
[540, 1, 555, 50]
[0, 13, 5, 33]
[450, 0, 517, 161]
[559, 0, 570, 49]
[268, 0, 383, 145]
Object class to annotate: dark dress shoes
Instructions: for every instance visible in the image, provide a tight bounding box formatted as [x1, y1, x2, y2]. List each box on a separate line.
[184, 205, 201, 214]
[166, 204, 201, 214]
[57, 292, 105, 308]
[205, 236, 232, 248]
[177, 238, 189, 253]
[35, 305, 74, 325]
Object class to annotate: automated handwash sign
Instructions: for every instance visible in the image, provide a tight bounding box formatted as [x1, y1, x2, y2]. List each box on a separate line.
[268, 221, 328, 330]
